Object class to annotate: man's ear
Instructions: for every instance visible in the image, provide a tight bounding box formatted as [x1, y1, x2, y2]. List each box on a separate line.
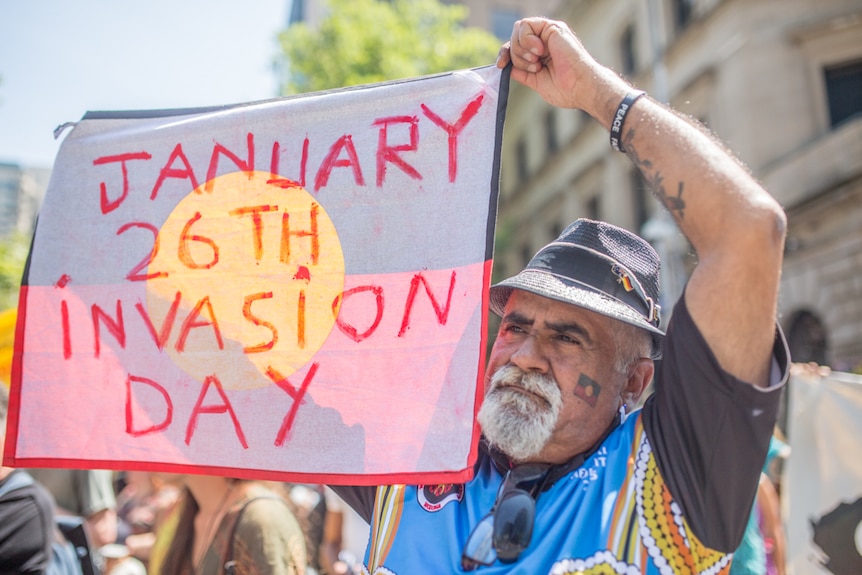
[622, 358, 654, 407]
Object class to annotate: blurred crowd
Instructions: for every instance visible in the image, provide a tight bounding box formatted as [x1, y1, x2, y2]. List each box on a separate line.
[3, 472, 367, 575]
[1, 382, 369, 575]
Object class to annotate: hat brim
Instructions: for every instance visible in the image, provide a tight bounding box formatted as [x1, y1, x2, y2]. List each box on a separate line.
[489, 269, 665, 346]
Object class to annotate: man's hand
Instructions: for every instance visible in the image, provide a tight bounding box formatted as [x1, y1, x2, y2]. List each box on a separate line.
[496, 18, 626, 116]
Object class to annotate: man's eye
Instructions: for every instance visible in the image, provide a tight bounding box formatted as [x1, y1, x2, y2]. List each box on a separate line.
[503, 324, 526, 334]
[557, 334, 579, 344]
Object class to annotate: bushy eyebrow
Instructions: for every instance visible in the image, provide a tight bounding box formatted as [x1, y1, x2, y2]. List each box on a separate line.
[500, 310, 533, 327]
[546, 319, 594, 346]
[500, 311, 594, 346]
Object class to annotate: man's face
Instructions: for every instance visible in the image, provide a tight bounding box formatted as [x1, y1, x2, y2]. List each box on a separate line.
[481, 290, 631, 464]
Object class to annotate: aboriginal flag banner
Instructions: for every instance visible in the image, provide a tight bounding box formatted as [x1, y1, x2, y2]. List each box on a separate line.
[3, 65, 508, 485]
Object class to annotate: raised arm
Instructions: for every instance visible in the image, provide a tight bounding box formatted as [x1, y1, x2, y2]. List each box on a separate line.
[498, 18, 786, 386]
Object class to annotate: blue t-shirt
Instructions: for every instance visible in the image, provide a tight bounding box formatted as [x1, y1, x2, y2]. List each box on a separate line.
[335, 295, 789, 574]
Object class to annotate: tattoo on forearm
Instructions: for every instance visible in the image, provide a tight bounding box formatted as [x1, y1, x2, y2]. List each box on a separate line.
[574, 374, 601, 407]
[658, 181, 686, 219]
[623, 127, 687, 220]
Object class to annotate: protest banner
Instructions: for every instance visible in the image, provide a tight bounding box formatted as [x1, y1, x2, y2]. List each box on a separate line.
[786, 368, 862, 575]
[3, 65, 508, 485]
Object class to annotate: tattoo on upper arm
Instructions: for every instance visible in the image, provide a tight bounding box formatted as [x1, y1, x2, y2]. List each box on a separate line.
[623, 127, 687, 220]
[574, 374, 601, 407]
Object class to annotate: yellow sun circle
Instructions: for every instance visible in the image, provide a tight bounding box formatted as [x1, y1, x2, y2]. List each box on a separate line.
[145, 171, 344, 390]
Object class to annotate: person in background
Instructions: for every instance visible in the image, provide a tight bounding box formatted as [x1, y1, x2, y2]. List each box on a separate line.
[149, 475, 306, 575]
[758, 471, 786, 575]
[0, 383, 55, 574]
[731, 435, 790, 575]
[283, 483, 328, 575]
[115, 470, 182, 568]
[27, 466, 118, 550]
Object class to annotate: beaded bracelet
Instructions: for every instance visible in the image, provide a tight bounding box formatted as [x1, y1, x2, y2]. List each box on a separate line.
[609, 90, 646, 153]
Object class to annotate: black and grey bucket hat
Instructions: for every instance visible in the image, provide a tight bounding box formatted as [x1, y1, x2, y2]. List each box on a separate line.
[489, 219, 664, 355]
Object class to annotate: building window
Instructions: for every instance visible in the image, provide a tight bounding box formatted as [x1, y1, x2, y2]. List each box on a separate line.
[672, 0, 694, 32]
[492, 9, 520, 41]
[545, 109, 558, 154]
[516, 137, 529, 183]
[824, 59, 862, 128]
[620, 24, 636, 77]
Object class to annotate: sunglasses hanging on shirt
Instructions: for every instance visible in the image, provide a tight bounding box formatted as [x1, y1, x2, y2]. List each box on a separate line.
[461, 463, 551, 570]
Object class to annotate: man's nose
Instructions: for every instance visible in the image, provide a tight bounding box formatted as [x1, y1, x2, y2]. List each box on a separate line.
[510, 333, 549, 373]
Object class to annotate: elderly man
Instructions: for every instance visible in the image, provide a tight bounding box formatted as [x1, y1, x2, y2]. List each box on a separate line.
[333, 16, 789, 574]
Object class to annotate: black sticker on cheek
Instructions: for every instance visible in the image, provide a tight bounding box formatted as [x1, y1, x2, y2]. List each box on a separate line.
[574, 374, 601, 407]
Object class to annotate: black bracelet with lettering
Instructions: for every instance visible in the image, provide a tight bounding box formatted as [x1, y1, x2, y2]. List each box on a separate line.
[609, 90, 646, 153]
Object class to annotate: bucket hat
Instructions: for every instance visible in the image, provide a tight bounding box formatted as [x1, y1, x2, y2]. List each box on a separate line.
[489, 219, 664, 356]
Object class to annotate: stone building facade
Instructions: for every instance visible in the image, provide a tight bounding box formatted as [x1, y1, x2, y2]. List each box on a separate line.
[496, 0, 862, 371]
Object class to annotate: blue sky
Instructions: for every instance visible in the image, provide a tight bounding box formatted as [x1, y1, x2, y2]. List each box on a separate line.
[0, 0, 288, 168]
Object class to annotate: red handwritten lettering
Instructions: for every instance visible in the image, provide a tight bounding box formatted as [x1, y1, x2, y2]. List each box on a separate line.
[243, 292, 278, 353]
[314, 135, 365, 192]
[268, 362, 319, 447]
[398, 271, 457, 337]
[230, 205, 279, 261]
[267, 177, 302, 189]
[117, 222, 169, 281]
[94, 152, 152, 214]
[151, 144, 200, 200]
[175, 296, 224, 352]
[185, 374, 248, 448]
[280, 204, 320, 265]
[135, 291, 182, 351]
[270, 141, 281, 178]
[61, 299, 72, 359]
[299, 137, 309, 187]
[205, 133, 255, 193]
[334, 285, 384, 342]
[92, 300, 126, 357]
[270, 137, 309, 188]
[374, 115, 421, 186]
[421, 93, 484, 183]
[178, 212, 219, 269]
[125, 374, 173, 437]
[297, 290, 306, 349]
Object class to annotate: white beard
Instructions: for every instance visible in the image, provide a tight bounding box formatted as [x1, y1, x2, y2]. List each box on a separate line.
[477, 365, 562, 462]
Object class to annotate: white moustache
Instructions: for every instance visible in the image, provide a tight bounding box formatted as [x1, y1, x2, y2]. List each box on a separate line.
[489, 365, 562, 409]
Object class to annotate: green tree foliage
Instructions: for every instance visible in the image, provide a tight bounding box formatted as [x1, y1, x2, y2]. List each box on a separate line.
[278, 0, 502, 94]
[0, 232, 31, 310]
